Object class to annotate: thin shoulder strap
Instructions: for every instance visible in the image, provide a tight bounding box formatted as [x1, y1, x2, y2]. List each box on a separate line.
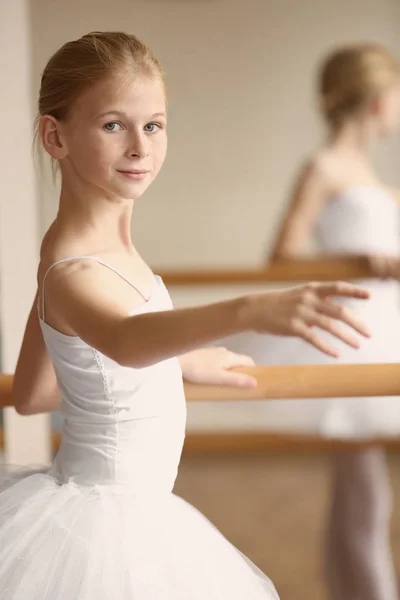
[41, 255, 148, 321]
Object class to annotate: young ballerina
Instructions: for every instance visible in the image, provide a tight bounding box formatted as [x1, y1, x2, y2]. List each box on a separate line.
[1, 32, 372, 599]
[233, 43, 400, 600]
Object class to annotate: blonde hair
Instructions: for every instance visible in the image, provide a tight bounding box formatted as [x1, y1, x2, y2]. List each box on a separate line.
[318, 43, 400, 126]
[35, 31, 165, 166]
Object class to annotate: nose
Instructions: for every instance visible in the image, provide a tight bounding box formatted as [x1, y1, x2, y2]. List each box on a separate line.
[127, 130, 149, 158]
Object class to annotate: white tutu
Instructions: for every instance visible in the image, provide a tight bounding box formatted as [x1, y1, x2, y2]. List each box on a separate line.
[0, 468, 277, 599]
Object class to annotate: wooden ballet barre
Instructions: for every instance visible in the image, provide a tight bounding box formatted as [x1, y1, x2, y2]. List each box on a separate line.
[2, 369, 400, 452]
[2, 363, 400, 407]
[157, 256, 373, 285]
[184, 364, 400, 400]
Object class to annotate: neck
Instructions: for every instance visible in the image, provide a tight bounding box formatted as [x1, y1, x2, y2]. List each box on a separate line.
[329, 118, 376, 157]
[55, 181, 135, 254]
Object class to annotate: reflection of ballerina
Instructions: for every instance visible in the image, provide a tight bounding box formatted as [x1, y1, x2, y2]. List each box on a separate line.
[233, 44, 400, 600]
[0, 31, 371, 599]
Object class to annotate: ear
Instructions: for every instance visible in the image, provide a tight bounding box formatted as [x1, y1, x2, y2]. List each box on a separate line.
[39, 115, 68, 159]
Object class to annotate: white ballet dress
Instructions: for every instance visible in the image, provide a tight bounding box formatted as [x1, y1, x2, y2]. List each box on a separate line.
[0, 257, 278, 599]
[224, 187, 400, 439]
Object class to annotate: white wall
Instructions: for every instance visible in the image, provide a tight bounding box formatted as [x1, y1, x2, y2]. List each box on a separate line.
[31, 0, 400, 268]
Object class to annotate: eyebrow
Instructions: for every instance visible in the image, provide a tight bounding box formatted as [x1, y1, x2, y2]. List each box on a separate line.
[95, 110, 167, 120]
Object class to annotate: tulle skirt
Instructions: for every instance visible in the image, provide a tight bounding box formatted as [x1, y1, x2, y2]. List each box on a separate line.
[0, 467, 278, 599]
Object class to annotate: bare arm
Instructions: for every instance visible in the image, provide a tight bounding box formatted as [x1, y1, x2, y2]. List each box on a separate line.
[13, 291, 61, 415]
[269, 161, 329, 261]
[45, 263, 370, 367]
[47, 267, 250, 368]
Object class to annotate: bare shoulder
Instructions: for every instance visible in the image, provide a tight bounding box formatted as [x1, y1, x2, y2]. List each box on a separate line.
[38, 258, 146, 338]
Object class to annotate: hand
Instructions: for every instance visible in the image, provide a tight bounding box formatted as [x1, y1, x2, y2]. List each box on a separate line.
[368, 254, 400, 279]
[179, 347, 257, 388]
[242, 281, 371, 358]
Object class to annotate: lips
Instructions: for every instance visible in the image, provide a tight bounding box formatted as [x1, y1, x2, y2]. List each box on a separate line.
[118, 170, 149, 175]
[117, 169, 150, 180]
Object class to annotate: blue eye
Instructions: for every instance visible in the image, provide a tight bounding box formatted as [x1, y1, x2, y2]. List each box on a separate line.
[144, 123, 160, 133]
[104, 122, 123, 132]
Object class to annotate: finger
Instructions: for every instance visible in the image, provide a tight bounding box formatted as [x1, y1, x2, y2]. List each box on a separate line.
[308, 312, 361, 349]
[316, 300, 371, 338]
[217, 370, 258, 389]
[226, 352, 255, 367]
[314, 281, 370, 300]
[296, 322, 340, 358]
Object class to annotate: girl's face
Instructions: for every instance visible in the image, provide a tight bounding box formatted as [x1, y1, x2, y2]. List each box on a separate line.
[51, 74, 167, 201]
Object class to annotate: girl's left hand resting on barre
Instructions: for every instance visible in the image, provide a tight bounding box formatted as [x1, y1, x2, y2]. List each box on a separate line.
[179, 347, 257, 388]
